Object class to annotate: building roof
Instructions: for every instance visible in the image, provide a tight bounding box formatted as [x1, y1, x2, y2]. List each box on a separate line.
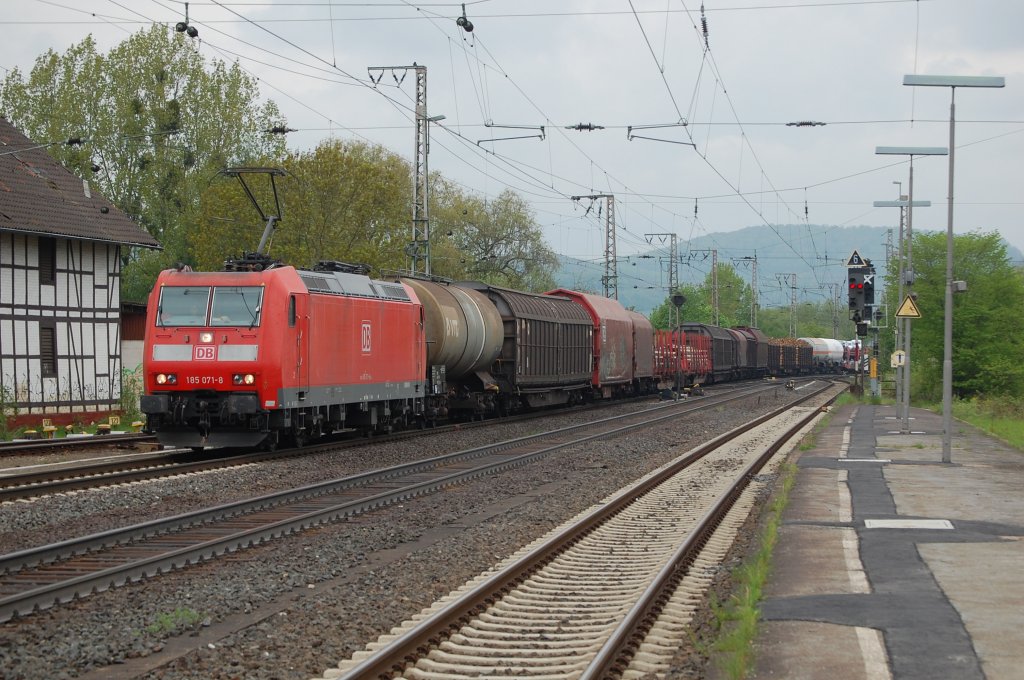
[0, 117, 161, 249]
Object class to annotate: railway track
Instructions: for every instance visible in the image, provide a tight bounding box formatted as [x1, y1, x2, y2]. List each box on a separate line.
[0, 381, 792, 624]
[0, 433, 156, 455]
[316, 380, 840, 680]
[0, 446, 294, 502]
[0, 385, 756, 502]
[0, 402, 592, 502]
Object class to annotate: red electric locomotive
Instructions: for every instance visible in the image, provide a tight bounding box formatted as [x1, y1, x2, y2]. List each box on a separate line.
[141, 262, 425, 449]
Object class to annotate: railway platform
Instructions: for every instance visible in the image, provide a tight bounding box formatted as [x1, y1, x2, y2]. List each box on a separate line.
[752, 403, 1024, 680]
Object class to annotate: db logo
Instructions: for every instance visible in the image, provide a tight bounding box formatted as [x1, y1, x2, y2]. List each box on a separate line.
[361, 321, 372, 354]
[194, 345, 216, 361]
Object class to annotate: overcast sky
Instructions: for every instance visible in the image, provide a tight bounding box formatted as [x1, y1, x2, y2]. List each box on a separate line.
[3, 0, 1022, 302]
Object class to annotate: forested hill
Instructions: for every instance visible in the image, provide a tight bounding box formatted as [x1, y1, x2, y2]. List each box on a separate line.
[553, 224, 1022, 316]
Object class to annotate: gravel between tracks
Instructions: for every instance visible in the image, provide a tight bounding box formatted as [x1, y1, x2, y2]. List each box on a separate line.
[0, 387, 809, 679]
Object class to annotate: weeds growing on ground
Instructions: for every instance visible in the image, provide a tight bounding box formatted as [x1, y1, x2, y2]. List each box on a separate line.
[949, 396, 1024, 451]
[709, 462, 798, 679]
[145, 607, 203, 635]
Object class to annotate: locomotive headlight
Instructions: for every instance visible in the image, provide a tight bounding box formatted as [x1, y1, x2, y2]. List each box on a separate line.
[200, 332, 214, 343]
[244, 373, 255, 385]
[232, 373, 256, 385]
[156, 373, 177, 385]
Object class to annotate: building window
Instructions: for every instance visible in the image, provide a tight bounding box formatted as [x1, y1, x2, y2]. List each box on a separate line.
[39, 236, 56, 285]
[40, 322, 57, 377]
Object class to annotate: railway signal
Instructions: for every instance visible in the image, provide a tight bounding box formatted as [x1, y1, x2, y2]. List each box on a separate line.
[846, 257, 876, 327]
[848, 272, 863, 310]
[848, 268, 867, 320]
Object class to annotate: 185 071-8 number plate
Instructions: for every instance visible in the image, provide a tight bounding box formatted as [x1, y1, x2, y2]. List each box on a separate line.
[184, 375, 225, 386]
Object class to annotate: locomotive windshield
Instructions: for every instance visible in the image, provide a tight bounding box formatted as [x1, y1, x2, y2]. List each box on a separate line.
[157, 286, 263, 327]
[158, 287, 211, 326]
[210, 286, 263, 327]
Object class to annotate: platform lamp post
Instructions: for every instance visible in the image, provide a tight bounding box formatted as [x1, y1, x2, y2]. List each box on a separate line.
[891, 180, 904, 407]
[671, 292, 686, 401]
[873, 197, 931, 412]
[903, 74, 1005, 463]
[875, 146, 947, 434]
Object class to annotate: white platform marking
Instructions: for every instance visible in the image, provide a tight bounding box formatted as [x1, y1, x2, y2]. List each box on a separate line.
[855, 627, 892, 680]
[838, 458, 892, 463]
[838, 470, 852, 523]
[844, 533, 870, 594]
[864, 519, 954, 530]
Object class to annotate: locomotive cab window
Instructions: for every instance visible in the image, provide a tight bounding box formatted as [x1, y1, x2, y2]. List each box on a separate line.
[157, 287, 212, 326]
[210, 286, 263, 327]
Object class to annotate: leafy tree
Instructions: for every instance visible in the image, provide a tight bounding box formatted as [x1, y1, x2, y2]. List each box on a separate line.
[432, 182, 558, 291]
[2, 26, 560, 297]
[900, 231, 1024, 399]
[752, 306, 790, 338]
[649, 292, 683, 330]
[747, 303, 845, 339]
[649, 264, 753, 329]
[0, 25, 286, 300]
[193, 143, 560, 294]
[194, 139, 411, 272]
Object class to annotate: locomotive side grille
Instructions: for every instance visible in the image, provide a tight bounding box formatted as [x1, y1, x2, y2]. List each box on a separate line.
[374, 283, 411, 301]
[300, 274, 335, 293]
[299, 272, 410, 301]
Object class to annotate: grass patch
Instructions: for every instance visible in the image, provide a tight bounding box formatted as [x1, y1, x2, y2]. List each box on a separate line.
[947, 396, 1024, 452]
[708, 462, 798, 679]
[833, 392, 861, 408]
[145, 607, 204, 635]
[797, 398, 843, 451]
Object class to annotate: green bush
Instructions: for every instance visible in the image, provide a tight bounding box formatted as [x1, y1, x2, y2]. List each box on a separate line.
[145, 607, 203, 635]
[0, 385, 17, 440]
[952, 396, 1024, 451]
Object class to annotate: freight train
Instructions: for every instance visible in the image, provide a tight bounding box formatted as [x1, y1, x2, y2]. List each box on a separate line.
[140, 259, 838, 450]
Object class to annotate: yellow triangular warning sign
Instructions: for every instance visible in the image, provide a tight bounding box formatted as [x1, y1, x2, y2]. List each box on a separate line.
[896, 295, 922, 318]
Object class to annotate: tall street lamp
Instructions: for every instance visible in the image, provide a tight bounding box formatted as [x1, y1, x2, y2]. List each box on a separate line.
[903, 74, 1005, 463]
[875, 146, 947, 434]
[671, 292, 686, 400]
[873, 196, 931, 411]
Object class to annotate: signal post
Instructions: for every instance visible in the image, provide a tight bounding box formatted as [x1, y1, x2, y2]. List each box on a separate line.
[846, 251, 875, 395]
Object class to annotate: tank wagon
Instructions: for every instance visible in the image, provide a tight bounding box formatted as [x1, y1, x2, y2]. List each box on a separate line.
[799, 337, 846, 373]
[140, 260, 841, 449]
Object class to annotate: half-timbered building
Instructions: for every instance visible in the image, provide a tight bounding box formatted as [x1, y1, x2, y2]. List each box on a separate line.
[0, 117, 161, 424]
